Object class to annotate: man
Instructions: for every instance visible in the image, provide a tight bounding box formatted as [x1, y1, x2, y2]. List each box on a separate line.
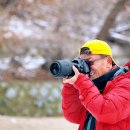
[62, 40, 130, 130]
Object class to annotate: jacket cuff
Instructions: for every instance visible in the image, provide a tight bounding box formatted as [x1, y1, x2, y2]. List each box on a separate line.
[63, 83, 73, 88]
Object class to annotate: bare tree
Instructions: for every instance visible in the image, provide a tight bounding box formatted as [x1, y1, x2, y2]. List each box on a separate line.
[97, 0, 128, 40]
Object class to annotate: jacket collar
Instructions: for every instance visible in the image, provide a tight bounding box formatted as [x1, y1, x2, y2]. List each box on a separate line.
[92, 67, 120, 93]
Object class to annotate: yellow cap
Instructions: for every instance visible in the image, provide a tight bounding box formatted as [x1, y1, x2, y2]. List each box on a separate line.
[80, 40, 112, 55]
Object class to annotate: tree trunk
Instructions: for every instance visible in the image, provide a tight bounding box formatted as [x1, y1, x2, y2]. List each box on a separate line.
[96, 0, 128, 40]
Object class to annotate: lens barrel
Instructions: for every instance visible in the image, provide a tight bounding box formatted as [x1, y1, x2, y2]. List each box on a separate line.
[50, 59, 73, 77]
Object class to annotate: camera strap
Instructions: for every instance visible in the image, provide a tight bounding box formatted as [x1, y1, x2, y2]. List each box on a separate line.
[111, 66, 130, 80]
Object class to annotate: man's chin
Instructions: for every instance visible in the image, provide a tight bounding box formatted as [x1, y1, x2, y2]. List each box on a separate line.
[90, 76, 95, 80]
[90, 75, 97, 80]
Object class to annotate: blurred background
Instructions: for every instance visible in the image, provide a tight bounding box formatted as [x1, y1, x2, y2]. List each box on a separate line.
[0, 0, 130, 130]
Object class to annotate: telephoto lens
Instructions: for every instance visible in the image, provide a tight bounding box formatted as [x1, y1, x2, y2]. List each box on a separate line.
[50, 59, 74, 77]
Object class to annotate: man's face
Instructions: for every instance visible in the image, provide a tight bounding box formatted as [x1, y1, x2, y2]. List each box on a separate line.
[80, 54, 112, 80]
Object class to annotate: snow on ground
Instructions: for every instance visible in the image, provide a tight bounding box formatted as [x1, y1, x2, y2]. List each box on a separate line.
[0, 116, 78, 130]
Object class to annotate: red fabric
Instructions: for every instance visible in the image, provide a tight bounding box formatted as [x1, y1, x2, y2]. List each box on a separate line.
[124, 61, 130, 67]
[62, 61, 130, 130]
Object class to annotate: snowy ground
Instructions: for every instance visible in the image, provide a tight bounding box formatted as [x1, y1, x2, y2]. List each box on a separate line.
[0, 116, 78, 130]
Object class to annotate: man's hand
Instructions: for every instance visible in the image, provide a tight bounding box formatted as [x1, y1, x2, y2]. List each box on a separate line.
[63, 66, 80, 84]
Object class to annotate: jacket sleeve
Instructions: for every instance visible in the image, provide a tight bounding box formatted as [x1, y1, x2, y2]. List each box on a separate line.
[73, 73, 130, 124]
[62, 83, 86, 124]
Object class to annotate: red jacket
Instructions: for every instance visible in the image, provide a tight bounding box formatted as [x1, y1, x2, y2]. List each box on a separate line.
[62, 62, 130, 130]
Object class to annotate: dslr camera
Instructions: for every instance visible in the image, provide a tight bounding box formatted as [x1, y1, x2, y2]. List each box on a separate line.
[50, 57, 90, 78]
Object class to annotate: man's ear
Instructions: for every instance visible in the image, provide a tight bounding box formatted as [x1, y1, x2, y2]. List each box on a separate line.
[107, 56, 112, 65]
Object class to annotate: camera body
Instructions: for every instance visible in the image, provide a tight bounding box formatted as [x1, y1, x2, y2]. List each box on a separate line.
[50, 57, 90, 78]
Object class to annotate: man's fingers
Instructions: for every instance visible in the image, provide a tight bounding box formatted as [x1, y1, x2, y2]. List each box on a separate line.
[72, 66, 79, 74]
[63, 66, 80, 84]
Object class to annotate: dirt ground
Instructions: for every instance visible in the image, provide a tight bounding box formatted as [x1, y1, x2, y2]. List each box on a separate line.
[0, 116, 78, 130]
